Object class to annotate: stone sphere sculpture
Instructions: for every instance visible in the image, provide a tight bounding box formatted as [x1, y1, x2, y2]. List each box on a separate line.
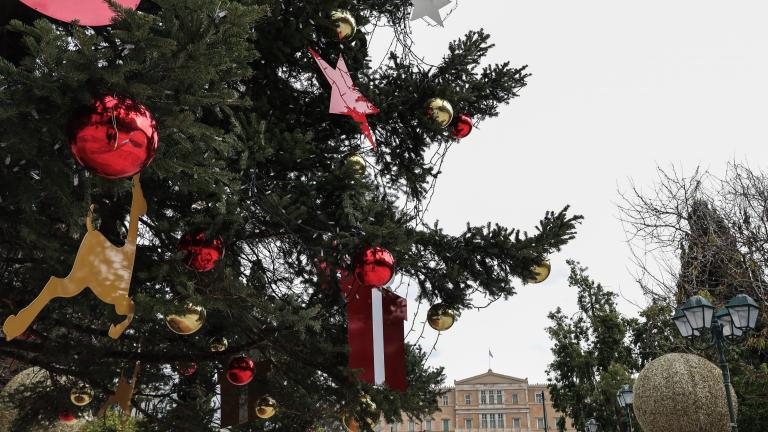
[634, 353, 737, 432]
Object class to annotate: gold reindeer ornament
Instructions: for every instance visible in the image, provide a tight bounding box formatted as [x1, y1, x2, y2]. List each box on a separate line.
[2, 175, 146, 340]
[99, 361, 141, 417]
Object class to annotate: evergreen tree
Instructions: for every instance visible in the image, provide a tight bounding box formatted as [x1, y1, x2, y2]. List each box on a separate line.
[0, 1, 581, 430]
[546, 261, 637, 432]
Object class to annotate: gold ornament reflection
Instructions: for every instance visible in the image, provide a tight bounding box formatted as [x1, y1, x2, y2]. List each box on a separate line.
[331, 10, 357, 41]
[427, 303, 455, 331]
[70, 383, 94, 406]
[255, 395, 278, 419]
[346, 154, 366, 177]
[527, 260, 551, 284]
[165, 304, 206, 335]
[209, 336, 228, 352]
[2, 175, 146, 341]
[427, 98, 454, 128]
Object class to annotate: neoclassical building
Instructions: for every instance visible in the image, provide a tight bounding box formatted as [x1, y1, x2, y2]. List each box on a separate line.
[377, 370, 576, 432]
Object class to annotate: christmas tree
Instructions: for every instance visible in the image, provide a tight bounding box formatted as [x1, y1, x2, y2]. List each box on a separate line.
[0, 0, 581, 430]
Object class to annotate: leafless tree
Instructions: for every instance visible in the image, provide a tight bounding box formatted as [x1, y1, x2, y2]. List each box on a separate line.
[618, 162, 768, 307]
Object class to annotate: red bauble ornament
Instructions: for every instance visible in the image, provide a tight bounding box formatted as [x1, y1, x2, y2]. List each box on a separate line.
[179, 232, 225, 272]
[20, 0, 140, 26]
[451, 114, 474, 139]
[58, 410, 77, 424]
[178, 362, 198, 377]
[354, 247, 395, 288]
[68, 96, 158, 179]
[226, 356, 255, 386]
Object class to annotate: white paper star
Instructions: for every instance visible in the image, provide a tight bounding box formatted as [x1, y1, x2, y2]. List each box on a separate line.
[410, 0, 452, 27]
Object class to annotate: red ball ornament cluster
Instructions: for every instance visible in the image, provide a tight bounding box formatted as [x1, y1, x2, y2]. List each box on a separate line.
[226, 355, 255, 386]
[179, 232, 225, 272]
[354, 247, 395, 288]
[451, 114, 474, 139]
[68, 96, 159, 179]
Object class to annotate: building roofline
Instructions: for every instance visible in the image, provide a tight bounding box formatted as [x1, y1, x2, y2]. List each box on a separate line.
[454, 369, 529, 384]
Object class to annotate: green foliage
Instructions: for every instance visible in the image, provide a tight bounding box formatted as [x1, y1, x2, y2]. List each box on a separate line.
[545, 261, 638, 432]
[80, 409, 139, 432]
[0, 0, 581, 430]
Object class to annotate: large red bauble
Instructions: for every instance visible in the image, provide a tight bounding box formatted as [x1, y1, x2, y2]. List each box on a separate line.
[178, 362, 198, 377]
[68, 96, 158, 179]
[58, 410, 77, 424]
[226, 356, 255, 386]
[354, 247, 395, 288]
[179, 232, 225, 272]
[451, 114, 474, 139]
[20, 0, 140, 26]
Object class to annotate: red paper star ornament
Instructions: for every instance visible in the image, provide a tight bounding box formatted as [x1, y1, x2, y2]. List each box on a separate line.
[309, 48, 380, 150]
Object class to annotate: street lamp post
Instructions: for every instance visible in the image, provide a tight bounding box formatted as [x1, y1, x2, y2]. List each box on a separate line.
[672, 293, 761, 432]
[539, 391, 549, 432]
[585, 418, 599, 432]
[616, 384, 634, 432]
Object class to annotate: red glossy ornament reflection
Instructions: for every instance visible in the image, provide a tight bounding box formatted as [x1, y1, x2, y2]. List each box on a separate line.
[178, 362, 198, 377]
[226, 356, 255, 386]
[19, 0, 140, 27]
[354, 247, 395, 287]
[451, 114, 473, 139]
[68, 96, 158, 179]
[58, 410, 77, 424]
[179, 232, 225, 272]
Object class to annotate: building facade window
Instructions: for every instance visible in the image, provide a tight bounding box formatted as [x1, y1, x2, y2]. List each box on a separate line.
[409, 420, 415, 432]
[497, 413, 504, 428]
[537, 417, 545, 429]
[442, 395, 449, 406]
[513, 417, 521, 429]
[489, 413, 497, 428]
[425, 420, 432, 431]
[535, 392, 544, 404]
[465, 418, 472, 429]
[480, 390, 487, 404]
[496, 389, 503, 404]
[442, 419, 449, 432]
[489, 390, 495, 404]
[481, 414, 488, 428]
[511, 393, 518, 404]
[464, 393, 471, 405]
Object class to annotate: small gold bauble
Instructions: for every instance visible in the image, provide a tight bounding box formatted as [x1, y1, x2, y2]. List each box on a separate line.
[209, 336, 228, 352]
[427, 303, 455, 331]
[70, 383, 94, 406]
[255, 395, 278, 419]
[331, 10, 357, 41]
[345, 154, 367, 177]
[426, 98, 454, 128]
[165, 304, 206, 335]
[527, 260, 551, 284]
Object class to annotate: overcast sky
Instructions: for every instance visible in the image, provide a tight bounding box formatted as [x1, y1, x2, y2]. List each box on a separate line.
[370, 0, 768, 384]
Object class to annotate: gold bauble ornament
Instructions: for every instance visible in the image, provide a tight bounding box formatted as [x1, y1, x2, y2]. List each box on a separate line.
[208, 336, 228, 352]
[70, 383, 94, 406]
[165, 304, 206, 335]
[527, 260, 551, 284]
[331, 10, 357, 41]
[255, 395, 278, 419]
[426, 98, 454, 128]
[345, 154, 367, 177]
[427, 303, 456, 331]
